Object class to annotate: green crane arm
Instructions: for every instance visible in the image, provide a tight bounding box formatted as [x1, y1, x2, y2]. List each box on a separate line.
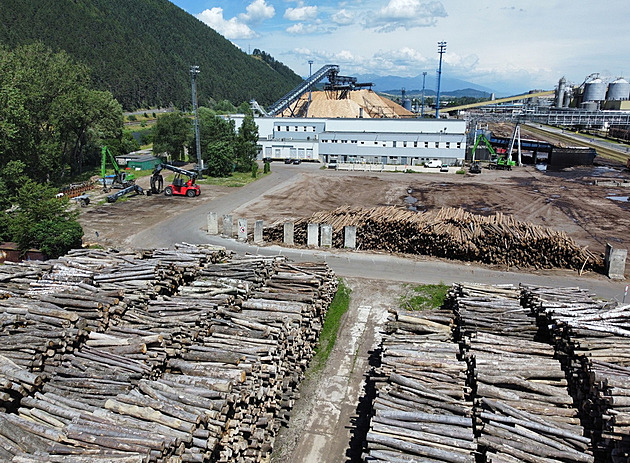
[470, 134, 496, 161]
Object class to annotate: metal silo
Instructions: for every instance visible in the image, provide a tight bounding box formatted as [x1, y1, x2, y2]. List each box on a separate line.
[583, 77, 607, 101]
[606, 78, 630, 100]
[556, 77, 566, 108]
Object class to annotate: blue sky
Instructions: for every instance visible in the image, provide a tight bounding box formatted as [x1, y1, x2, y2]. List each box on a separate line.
[170, 0, 630, 95]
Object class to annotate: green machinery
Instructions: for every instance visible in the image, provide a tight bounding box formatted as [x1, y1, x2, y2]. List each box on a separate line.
[101, 146, 135, 190]
[470, 134, 516, 171]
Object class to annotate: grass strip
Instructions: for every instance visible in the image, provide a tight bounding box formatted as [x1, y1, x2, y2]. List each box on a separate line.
[310, 279, 351, 373]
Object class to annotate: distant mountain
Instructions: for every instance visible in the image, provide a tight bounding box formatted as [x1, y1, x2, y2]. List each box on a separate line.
[356, 73, 496, 96]
[0, 0, 303, 109]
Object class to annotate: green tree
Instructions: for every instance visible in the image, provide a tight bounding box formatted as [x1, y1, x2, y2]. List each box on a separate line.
[205, 141, 235, 177]
[197, 108, 237, 175]
[152, 111, 191, 161]
[214, 99, 237, 114]
[5, 179, 83, 258]
[0, 43, 122, 181]
[235, 113, 259, 172]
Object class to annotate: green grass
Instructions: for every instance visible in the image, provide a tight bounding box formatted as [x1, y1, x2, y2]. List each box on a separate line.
[456, 169, 466, 174]
[399, 283, 449, 311]
[197, 171, 268, 187]
[310, 279, 351, 373]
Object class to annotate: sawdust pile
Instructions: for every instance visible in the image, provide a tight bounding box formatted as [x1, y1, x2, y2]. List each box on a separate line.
[280, 89, 414, 118]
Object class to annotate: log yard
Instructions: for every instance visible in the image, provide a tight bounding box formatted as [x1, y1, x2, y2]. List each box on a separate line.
[2, 65, 630, 463]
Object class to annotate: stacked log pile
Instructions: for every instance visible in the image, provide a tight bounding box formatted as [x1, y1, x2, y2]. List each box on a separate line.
[449, 283, 594, 463]
[0, 245, 337, 462]
[265, 206, 601, 272]
[365, 283, 596, 462]
[364, 308, 476, 462]
[524, 286, 630, 462]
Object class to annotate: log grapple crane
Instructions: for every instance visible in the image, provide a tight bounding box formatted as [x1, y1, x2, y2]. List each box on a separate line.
[150, 164, 201, 197]
[101, 146, 135, 191]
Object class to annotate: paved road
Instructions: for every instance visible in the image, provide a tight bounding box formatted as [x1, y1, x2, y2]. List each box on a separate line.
[130, 163, 626, 302]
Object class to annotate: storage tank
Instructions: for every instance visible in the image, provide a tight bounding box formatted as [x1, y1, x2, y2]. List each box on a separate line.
[606, 78, 630, 100]
[583, 77, 607, 101]
[556, 77, 566, 108]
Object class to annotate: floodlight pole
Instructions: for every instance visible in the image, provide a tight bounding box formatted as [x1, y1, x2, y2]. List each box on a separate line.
[307, 60, 314, 117]
[190, 65, 202, 178]
[435, 42, 446, 119]
[421, 71, 427, 117]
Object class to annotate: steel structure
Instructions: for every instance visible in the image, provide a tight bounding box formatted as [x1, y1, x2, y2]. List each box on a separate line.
[524, 110, 630, 127]
[265, 64, 339, 117]
[435, 42, 446, 119]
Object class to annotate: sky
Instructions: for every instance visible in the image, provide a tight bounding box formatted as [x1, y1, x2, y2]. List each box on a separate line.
[169, 0, 630, 95]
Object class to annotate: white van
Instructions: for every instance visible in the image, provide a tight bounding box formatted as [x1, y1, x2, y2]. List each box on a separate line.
[426, 159, 441, 168]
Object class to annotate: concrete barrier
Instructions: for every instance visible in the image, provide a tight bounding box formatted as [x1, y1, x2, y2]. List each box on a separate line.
[254, 220, 264, 245]
[344, 225, 356, 249]
[321, 224, 333, 248]
[283, 222, 294, 245]
[207, 212, 218, 235]
[222, 214, 233, 237]
[237, 219, 248, 241]
[605, 244, 627, 280]
[307, 223, 319, 247]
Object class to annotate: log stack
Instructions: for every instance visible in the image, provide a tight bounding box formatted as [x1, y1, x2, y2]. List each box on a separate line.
[524, 286, 630, 462]
[364, 308, 476, 462]
[265, 206, 602, 272]
[0, 244, 338, 462]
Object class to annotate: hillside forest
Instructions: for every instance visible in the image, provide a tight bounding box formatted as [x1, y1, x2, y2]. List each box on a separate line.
[0, 0, 303, 110]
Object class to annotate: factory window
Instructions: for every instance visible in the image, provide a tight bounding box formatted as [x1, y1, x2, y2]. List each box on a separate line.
[374, 141, 378, 145]
[403, 141, 407, 147]
[286, 126, 290, 131]
[457, 142, 462, 149]
[295, 126, 298, 131]
[360, 141, 365, 145]
[424, 142, 429, 148]
[351, 140, 357, 144]
[435, 142, 439, 148]
[393, 141, 397, 148]
[446, 142, 450, 149]
[414, 141, 418, 148]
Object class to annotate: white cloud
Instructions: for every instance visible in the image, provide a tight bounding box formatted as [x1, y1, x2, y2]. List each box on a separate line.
[331, 9, 354, 25]
[365, 0, 448, 32]
[286, 22, 322, 34]
[239, 0, 275, 24]
[196, 8, 256, 39]
[284, 5, 318, 21]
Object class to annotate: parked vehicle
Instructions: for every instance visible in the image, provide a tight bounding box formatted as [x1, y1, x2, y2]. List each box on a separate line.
[440, 164, 449, 172]
[426, 159, 441, 168]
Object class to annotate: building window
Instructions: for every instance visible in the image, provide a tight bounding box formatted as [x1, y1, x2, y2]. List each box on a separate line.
[446, 142, 450, 148]
[424, 142, 429, 148]
[457, 142, 462, 149]
[435, 142, 439, 148]
[414, 141, 418, 148]
[403, 141, 407, 147]
[393, 141, 397, 148]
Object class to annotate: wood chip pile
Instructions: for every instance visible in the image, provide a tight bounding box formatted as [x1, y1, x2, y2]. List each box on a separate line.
[279, 89, 413, 119]
[266, 206, 603, 272]
[364, 283, 600, 462]
[0, 244, 337, 462]
[524, 285, 630, 462]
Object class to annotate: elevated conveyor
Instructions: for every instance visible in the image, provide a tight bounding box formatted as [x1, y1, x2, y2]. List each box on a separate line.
[266, 64, 340, 116]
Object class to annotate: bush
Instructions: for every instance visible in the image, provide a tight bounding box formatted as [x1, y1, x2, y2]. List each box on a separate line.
[263, 161, 270, 174]
[127, 114, 137, 121]
[251, 162, 258, 178]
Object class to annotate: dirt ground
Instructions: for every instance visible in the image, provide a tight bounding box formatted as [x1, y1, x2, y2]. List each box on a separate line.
[231, 164, 630, 259]
[80, 162, 630, 265]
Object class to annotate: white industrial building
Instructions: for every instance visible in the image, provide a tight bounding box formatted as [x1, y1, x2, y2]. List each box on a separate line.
[226, 116, 467, 166]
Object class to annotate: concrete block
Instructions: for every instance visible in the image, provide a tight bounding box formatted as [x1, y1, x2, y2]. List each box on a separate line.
[237, 218, 247, 241]
[344, 225, 357, 249]
[283, 222, 294, 245]
[207, 212, 218, 235]
[321, 224, 333, 248]
[307, 223, 319, 247]
[222, 214, 233, 237]
[605, 243, 627, 280]
[254, 220, 264, 245]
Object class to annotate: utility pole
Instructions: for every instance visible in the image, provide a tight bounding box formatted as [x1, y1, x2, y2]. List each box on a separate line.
[190, 65, 202, 178]
[307, 60, 314, 117]
[435, 42, 446, 119]
[421, 71, 427, 117]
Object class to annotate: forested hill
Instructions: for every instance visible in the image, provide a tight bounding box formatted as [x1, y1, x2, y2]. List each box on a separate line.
[0, 0, 303, 110]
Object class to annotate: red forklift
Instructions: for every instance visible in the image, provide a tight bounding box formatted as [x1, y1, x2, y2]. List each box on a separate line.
[150, 164, 201, 197]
